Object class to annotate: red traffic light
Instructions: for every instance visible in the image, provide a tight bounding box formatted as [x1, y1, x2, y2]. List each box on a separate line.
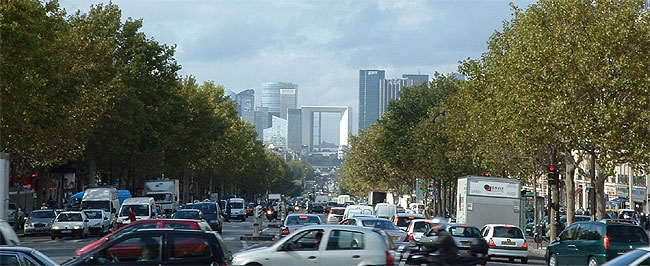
[549, 165, 556, 172]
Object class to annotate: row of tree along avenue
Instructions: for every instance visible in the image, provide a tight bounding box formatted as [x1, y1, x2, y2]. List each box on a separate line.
[343, 0, 650, 239]
[1, 1, 308, 206]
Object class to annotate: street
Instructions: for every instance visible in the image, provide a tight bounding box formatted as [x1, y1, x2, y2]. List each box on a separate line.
[20, 212, 547, 265]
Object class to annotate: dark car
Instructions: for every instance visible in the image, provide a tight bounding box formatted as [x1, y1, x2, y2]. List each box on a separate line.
[0, 247, 58, 266]
[309, 202, 324, 213]
[182, 202, 223, 233]
[246, 203, 255, 217]
[546, 221, 650, 265]
[65, 228, 231, 266]
[417, 223, 489, 265]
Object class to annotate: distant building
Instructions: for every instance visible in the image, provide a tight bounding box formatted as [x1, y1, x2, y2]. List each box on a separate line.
[287, 108, 302, 151]
[254, 107, 271, 140]
[279, 87, 298, 119]
[359, 70, 385, 131]
[379, 78, 414, 116]
[402, 74, 429, 87]
[263, 116, 288, 149]
[235, 89, 255, 124]
[261, 82, 297, 117]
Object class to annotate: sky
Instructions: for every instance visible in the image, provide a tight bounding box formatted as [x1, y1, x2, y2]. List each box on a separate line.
[59, 0, 534, 143]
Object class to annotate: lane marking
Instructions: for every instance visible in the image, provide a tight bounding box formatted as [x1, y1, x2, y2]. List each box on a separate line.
[223, 237, 235, 241]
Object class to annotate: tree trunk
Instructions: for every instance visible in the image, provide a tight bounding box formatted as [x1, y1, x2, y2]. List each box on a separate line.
[565, 153, 576, 226]
[596, 176, 607, 220]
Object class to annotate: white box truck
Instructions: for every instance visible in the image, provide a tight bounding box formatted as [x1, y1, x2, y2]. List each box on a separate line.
[456, 176, 524, 230]
[144, 179, 180, 215]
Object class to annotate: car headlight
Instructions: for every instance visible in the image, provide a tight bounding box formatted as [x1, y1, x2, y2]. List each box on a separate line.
[52, 226, 60, 230]
[73, 225, 81, 230]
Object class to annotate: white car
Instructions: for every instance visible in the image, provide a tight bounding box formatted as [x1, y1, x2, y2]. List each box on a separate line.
[327, 207, 346, 224]
[480, 224, 528, 263]
[82, 209, 111, 236]
[281, 214, 321, 237]
[404, 219, 431, 242]
[51, 211, 90, 240]
[343, 205, 374, 220]
[341, 217, 408, 242]
[233, 225, 396, 266]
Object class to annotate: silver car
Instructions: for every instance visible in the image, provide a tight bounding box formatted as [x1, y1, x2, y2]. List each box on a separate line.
[23, 210, 56, 236]
[51, 211, 90, 239]
[281, 214, 322, 237]
[83, 209, 111, 236]
[341, 217, 408, 242]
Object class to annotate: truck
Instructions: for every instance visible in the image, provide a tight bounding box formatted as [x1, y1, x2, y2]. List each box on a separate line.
[368, 191, 387, 206]
[337, 195, 351, 205]
[315, 194, 329, 203]
[456, 176, 524, 229]
[144, 179, 180, 215]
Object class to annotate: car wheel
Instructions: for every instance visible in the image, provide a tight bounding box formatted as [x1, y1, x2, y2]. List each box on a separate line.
[245, 263, 262, 266]
[588, 256, 598, 266]
[521, 257, 528, 264]
[548, 254, 557, 266]
[509, 257, 515, 263]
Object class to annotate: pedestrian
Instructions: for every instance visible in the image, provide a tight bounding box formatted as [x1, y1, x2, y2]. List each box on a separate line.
[40, 203, 48, 210]
[226, 199, 231, 222]
[129, 207, 137, 223]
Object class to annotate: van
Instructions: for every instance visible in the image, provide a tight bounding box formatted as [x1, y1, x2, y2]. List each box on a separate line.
[375, 203, 397, 221]
[343, 205, 374, 220]
[116, 197, 157, 227]
[81, 188, 119, 222]
[228, 198, 246, 221]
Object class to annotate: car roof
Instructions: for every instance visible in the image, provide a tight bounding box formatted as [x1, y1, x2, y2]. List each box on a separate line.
[0, 246, 36, 253]
[300, 224, 383, 233]
[484, 224, 521, 228]
[177, 209, 201, 212]
[60, 211, 83, 214]
[287, 214, 319, 217]
[396, 213, 425, 217]
[447, 223, 480, 228]
[123, 197, 154, 204]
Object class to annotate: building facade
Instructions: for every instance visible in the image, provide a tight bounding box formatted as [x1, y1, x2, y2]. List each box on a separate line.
[254, 107, 271, 140]
[358, 70, 385, 131]
[263, 116, 288, 149]
[279, 87, 298, 119]
[379, 78, 414, 116]
[402, 74, 429, 87]
[235, 89, 255, 124]
[287, 108, 302, 151]
[261, 82, 297, 117]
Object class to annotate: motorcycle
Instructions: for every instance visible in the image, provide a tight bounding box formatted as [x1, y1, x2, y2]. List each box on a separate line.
[397, 244, 485, 266]
[266, 208, 276, 222]
[294, 205, 300, 212]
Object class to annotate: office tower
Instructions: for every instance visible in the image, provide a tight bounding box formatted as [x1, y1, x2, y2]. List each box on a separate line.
[280, 87, 297, 119]
[287, 108, 302, 151]
[379, 78, 414, 116]
[261, 82, 297, 118]
[254, 107, 270, 140]
[263, 116, 288, 149]
[402, 74, 429, 87]
[359, 70, 385, 131]
[235, 89, 255, 124]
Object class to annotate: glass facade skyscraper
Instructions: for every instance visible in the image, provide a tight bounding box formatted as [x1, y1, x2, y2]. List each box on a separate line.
[402, 74, 429, 87]
[287, 108, 302, 151]
[379, 78, 414, 116]
[358, 70, 385, 131]
[235, 89, 255, 124]
[261, 82, 297, 118]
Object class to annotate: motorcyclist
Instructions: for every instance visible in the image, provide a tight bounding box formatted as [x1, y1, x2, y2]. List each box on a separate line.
[422, 217, 458, 265]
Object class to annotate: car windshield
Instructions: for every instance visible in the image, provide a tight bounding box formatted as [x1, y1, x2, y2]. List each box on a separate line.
[175, 211, 200, 219]
[83, 210, 102, 219]
[413, 221, 431, 233]
[607, 226, 649, 243]
[362, 220, 399, 230]
[449, 226, 481, 237]
[119, 205, 149, 216]
[331, 208, 345, 215]
[230, 202, 243, 209]
[30, 211, 56, 218]
[247, 203, 255, 208]
[192, 203, 217, 214]
[285, 216, 320, 226]
[8, 203, 16, 210]
[57, 213, 82, 222]
[81, 201, 110, 212]
[493, 226, 524, 238]
[149, 193, 173, 202]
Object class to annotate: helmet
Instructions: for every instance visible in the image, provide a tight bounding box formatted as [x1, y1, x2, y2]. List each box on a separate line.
[431, 216, 447, 230]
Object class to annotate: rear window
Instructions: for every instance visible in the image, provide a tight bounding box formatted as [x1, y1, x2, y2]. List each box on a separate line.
[285, 216, 321, 226]
[492, 226, 524, 239]
[607, 225, 649, 243]
[331, 209, 345, 215]
[362, 220, 399, 230]
[449, 226, 481, 237]
[412, 221, 431, 233]
[396, 216, 422, 227]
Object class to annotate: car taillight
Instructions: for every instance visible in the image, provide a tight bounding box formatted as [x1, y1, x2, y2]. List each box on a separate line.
[604, 235, 610, 250]
[385, 250, 394, 265]
[522, 240, 528, 249]
[330, 209, 333, 214]
[488, 238, 495, 246]
[282, 227, 290, 235]
[395, 217, 399, 224]
[405, 233, 414, 242]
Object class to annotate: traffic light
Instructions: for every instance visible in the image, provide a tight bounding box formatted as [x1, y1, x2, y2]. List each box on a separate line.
[547, 165, 558, 186]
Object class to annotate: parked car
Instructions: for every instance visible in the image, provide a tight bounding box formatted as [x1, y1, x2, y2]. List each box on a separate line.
[417, 223, 489, 264]
[51, 211, 90, 240]
[172, 209, 205, 220]
[281, 214, 322, 236]
[546, 221, 650, 265]
[0, 219, 20, 246]
[233, 225, 396, 266]
[0, 247, 58, 266]
[394, 213, 425, 231]
[182, 201, 223, 233]
[23, 210, 56, 236]
[65, 229, 231, 266]
[404, 219, 431, 242]
[480, 224, 528, 264]
[75, 219, 212, 256]
[341, 216, 407, 242]
[82, 209, 111, 236]
[603, 247, 650, 266]
[327, 207, 346, 224]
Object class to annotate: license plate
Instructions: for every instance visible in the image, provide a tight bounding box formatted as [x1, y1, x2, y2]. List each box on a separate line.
[502, 241, 515, 245]
[463, 241, 472, 246]
[391, 236, 399, 240]
[61, 230, 71, 233]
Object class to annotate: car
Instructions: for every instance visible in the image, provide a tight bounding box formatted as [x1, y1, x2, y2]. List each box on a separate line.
[327, 207, 346, 224]
[325, 201, 339, 213]
[0, 247, 58, 266]
[83, 209, 111, 236]
[394, 213, 426, 231]
[343, 205, 374, 219]
[246, 202, 256, 216]
[51, 211, 90, 240]
[228, 198, 246, 221]
[172, 209, 205, 220]
[417, 223, 489, 264]
[374, 203, 397, 221]
[408, 203, 426, 214]
[116, 197, 157, 227]
[65, 228, 231, 266]
[23, 209, 56, 236]
[309, 202, 325, 213]
[602, 247, 650, 266]
[0, 219, 20, 246]
[75, 219, 212, 256]
[6, 203, 25, 226]
[546, 221, 650, 265]
[480, 224, 528, 263]
[341, 216, 408, 242]
[282, 214, 322, 236]
[233, 225, 396, 266]
[404, 219, 431, 242]
[183, 202, 223, 233]
[525, 222, 535, 236]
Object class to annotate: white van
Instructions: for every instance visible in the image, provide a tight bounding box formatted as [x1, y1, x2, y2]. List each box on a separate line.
[374, 203, 397, 221]
[343, 205, 374, 220]
[116, 197, 157, 227]
[81, 188, 119, 223]
[228, 198, 246, 221]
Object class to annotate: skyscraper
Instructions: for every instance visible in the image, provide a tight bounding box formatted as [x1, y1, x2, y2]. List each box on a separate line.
[358, 70, 385, 131]
[279, 87, 297, 119]
[402, 74, 429, 87]
[235, 89, 255, 124]
[254, 106, 270, 140]
[379, 78, 414, 116]
[287, 108, 302, 151]
[261, 82, 297, 118]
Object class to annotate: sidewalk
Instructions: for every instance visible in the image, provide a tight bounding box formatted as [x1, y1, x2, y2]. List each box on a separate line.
[527, 236, 547, 260]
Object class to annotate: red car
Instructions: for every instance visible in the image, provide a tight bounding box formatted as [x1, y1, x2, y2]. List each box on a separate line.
[75, 219, 211, 256]
[246, 203, 256, 216]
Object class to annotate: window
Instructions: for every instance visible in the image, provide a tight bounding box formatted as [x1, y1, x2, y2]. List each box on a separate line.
[108, 223, 157, 241]
[493, 226, 524, 239]
[286, 230, 324, 251]
[164, 223, 193, 229]
[119, 205, 149, 217]
[100, 236, 162, 263]
[168, 236, 214, 260]
[326, 230, 365, 250]
[23, 256, 40, 266]
[559, 224, 578, 241]
[449, 226, 481, 237]
[0, 254, 19, 266]
[607, 226, 649, 243]
[413, 222, 431, 233]
[285, 216, 321, 226]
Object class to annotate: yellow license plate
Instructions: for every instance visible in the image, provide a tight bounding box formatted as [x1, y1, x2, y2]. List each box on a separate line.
[391, 236, 399, 240]
[502, 241, 515, 245]
[463, 242, 472, 246]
